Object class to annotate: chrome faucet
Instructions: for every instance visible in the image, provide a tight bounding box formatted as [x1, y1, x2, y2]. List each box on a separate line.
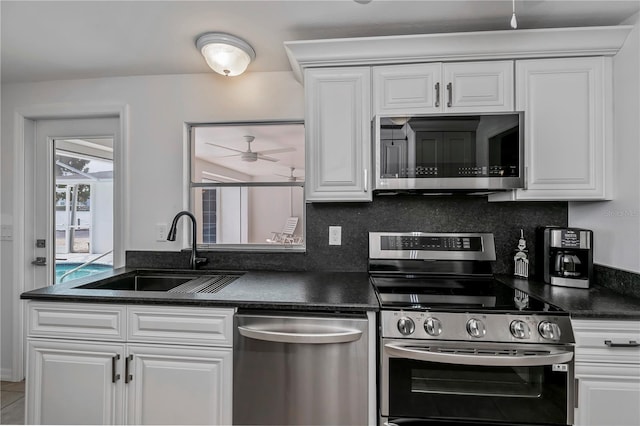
[167, 211, 208, 270]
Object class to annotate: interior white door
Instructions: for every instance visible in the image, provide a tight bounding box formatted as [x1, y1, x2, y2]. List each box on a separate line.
[32, 117, 120, 288]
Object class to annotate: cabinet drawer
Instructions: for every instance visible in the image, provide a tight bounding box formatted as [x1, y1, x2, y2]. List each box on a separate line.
[128, 306, 234, 346]
[572, 319, 640, 364]
[28, 302, 126, 341]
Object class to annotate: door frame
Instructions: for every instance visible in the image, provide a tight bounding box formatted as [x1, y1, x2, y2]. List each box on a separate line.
[11, 103, 129, 381]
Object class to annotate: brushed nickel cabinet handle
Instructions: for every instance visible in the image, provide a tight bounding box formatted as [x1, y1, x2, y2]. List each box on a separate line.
[605, 339, 639, 348]
[435, 82, 440, 108]
[447, 82, 453, 108]
[112, 354, 121, 383]
[125, 354, 133, 383]
[364, 168, 368, 193]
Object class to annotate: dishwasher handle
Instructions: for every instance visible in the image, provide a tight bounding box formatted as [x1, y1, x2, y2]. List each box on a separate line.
[237, 325, 363, 344]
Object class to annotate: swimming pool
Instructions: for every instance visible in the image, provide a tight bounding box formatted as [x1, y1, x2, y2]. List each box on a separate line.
[55, 263, 112, 283]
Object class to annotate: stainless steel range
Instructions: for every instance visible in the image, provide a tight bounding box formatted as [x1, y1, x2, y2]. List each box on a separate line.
[369, 232, 575, 426]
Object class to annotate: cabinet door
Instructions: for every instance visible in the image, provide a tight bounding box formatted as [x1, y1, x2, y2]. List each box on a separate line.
[125, 344, 232, 425]
[305, 67, 372, 201]
[373, 63, 442, 115]
[27, 339, 125, 425]
[493, 57, 612, 201]
[575, 363, 640, 426]
[443, 61, 514, 112]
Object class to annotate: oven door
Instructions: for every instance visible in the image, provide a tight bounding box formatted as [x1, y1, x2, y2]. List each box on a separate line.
[381, 339, 574, 425]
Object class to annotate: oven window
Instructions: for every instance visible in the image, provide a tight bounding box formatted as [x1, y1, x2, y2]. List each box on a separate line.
[389, 359, 568, 424]
[411, 363, 543, 398]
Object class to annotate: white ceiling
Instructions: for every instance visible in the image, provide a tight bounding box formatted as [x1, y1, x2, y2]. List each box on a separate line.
[2, 0, 639, 84]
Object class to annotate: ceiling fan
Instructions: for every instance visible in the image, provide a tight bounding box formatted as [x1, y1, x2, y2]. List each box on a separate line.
[276, 167, 304, 182]
[206, 135, 295, 162]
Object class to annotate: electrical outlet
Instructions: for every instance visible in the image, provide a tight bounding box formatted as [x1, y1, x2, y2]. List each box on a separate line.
[329, 226, 342, 246]
[156, 224, 168, 242]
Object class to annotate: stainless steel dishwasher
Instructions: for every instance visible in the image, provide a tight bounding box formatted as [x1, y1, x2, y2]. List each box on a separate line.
[233, 310, 369, 425]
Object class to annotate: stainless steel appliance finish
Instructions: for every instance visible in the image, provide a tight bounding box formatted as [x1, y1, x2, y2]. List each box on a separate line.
[373, 113, 524, 193]
[233, 311, 369, 425]
[369, 232, 575, 426]
[369, 232, 496, 262]
[538, 226, 594, 289]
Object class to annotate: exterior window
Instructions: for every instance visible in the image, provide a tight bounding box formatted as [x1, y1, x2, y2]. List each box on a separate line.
[190, 121, 305, 249]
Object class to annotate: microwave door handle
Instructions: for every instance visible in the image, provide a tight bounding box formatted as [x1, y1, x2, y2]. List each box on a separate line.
[384, 343, 574, 367]
[238, 325, 363, 344]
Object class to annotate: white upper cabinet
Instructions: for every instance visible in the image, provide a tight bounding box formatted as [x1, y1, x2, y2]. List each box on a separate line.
[373, 61, 514, 115]
[305, 67, 372, 202]
[490, 56, 612, 201]
[373, 63, 442, 114]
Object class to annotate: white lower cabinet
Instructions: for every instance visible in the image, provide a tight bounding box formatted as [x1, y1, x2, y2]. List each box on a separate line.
[126, 344, 232, 425]
[26, 302, 234, 425]
[572, 319, 640, 426]
[27, 339, 125, 425]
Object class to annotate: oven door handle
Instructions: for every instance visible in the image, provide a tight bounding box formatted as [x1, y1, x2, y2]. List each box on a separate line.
[238, 325, 363, 344]
[384, 343, 574, 367]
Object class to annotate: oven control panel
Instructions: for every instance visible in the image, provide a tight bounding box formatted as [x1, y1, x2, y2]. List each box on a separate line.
[381, 311, 574, 344]
[369, 232, 496, 261]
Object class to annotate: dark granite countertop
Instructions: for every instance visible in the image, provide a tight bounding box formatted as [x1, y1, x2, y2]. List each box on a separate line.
[20, 268, 379, 312]
[498, 275, 640, 320]
[21, 267, 638, 318]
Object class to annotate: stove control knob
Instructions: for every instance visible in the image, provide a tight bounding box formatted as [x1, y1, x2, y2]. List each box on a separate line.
[466, 318, 486, 338]
[510, 320, 531, 339]
[538, 321, 562, 341]
[424, 317, 443, 336]
[397, 317, 415, 336]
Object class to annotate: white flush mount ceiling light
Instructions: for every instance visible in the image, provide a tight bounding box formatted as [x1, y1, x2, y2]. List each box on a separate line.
[196, 32, 256, 77]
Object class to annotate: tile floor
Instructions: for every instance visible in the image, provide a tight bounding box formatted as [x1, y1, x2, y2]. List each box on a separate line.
[0, 381, 24, 425]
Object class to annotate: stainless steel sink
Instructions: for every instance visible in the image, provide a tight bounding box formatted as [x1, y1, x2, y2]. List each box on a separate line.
[78, 272, 242, 294]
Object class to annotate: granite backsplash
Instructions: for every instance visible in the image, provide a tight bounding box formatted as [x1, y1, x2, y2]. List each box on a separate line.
[594, 264, 640, 300]
[127, 195, 568, 275]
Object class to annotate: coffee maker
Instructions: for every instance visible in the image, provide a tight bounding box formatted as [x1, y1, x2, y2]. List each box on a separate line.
[538, 226, 593, 289]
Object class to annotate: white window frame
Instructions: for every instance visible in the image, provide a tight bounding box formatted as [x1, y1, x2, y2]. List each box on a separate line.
[186, 121, 305, 252]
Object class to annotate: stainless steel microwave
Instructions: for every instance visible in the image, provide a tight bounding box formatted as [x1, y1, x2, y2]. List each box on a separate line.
[373, 112, 524, 193]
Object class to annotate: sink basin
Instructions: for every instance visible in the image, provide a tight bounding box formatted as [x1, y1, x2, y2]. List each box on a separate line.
[78, 272, 242, 294]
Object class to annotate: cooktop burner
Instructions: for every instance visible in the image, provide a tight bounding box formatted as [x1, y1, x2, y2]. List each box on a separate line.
[371, 275, 561, 313]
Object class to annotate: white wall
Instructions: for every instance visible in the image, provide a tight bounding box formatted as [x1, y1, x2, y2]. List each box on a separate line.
[569, 13, 640, 274]
[0, 71, 304, 378]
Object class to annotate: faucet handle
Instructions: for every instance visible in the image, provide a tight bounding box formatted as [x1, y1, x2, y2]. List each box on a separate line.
[194, 257, 208, 267]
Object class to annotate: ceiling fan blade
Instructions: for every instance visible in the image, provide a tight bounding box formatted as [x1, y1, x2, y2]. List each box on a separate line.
[257, 154, 279, 162]
[205, 142, 245, 154]
[258, 147, 296, 155]
[213, 153, 242, 158]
